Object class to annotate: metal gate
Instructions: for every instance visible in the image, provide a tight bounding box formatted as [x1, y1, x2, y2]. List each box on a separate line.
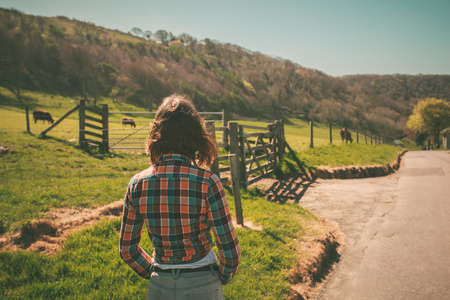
[108, 110, 226, 151]
[108, 111, 155, 150]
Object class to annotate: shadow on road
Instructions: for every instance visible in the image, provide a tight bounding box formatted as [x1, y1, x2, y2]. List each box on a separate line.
[264, 174, 316, 204]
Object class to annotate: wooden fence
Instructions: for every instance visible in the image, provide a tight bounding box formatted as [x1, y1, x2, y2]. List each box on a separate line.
[79, 100, 109, 151]
[35, 100, 109, 151]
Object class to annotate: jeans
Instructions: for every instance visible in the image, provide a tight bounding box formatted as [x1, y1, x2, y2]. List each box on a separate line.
[147, 268, 225, 300]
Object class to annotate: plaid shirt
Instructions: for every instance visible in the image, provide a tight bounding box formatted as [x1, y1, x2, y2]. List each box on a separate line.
[119, 154, 240, 284]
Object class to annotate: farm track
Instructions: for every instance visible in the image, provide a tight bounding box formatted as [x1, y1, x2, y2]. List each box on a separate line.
[252, 151, 407, 299]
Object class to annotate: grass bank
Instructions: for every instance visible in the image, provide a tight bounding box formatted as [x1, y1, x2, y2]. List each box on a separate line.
[277, 143, 403, 178]
[0, 186, 318, 299]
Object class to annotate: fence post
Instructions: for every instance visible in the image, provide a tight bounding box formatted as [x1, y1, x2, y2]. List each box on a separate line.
[222, 109, 229, 147]
[357, 129, 359, 143]
[365, 131, 367, 144]
[310, 120, 314, 148]
[276, 120, 284, 158]
[329, 123, 332, 144]
[281, 121, 286, 156]
[229, 154, 244, 226]
[238, 125, 247, 189]
[102, 104, 109, 153]
[79, 100, 86, 150]
[206, 121, 219, 177]
[228, 122, 241, 184]
[268, 123, 277, 171]
[25, 105, 30, 133]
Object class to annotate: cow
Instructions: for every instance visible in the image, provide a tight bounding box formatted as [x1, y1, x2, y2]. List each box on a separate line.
[122, 117, 136, 128]
[33, 110, 54, 124]
[339, 128, 353, 143]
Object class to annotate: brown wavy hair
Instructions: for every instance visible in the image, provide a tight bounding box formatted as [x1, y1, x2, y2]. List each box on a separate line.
[146, 94, 218, 166]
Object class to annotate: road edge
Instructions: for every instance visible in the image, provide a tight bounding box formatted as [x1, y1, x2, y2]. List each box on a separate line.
[310, 150, 408, 180]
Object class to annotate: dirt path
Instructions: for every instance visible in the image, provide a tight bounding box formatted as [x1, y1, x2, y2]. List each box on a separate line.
[0, 200, 264, 255]
[0, 200, 123, 255]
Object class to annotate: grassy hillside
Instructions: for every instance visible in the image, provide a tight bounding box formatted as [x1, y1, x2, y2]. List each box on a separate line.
[2, 8, 449, 142]
[0, 89, 405, 299]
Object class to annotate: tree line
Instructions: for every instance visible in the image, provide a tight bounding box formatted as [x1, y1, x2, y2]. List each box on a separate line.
[1, 8, 449, 142]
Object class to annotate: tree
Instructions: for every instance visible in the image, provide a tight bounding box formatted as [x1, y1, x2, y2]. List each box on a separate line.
[127, 61, 156, 110]
[144, 30, 152, 40]
[0, 29, 27, 101]
[178, 33, 195, 46]
[154, 30, 169, 46]
[131, 27, 144, 37]
[407, 98, 450, 148]
[60, 44, 94, 101]
[97, 62, 119, 100]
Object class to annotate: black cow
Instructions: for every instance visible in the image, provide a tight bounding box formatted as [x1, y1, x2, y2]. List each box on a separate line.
[339, 128, 353, 143]
[33, 110, 54, 124]
[122, 117, 136, 128]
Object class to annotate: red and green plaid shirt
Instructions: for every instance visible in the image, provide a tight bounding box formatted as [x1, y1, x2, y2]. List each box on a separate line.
[119, 154, 240, 284]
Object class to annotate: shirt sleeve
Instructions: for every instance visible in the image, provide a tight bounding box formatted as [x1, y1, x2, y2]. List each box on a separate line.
[207, 173, 241, 285]
[119, 181, 152, 279]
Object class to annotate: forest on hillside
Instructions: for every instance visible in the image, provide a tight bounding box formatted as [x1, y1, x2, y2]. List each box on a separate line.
[1, 8, 449, 140]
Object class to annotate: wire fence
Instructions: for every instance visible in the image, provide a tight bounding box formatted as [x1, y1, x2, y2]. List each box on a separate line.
[0, 105, 80, 141]
[0, 105, 225, 231]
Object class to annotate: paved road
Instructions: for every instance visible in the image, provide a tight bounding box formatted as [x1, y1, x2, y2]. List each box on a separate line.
[300, 151, 450, 300]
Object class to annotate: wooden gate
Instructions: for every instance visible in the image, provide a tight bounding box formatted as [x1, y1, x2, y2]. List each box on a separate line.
[79, 100, 109, 151]
[228, 121, 283, 188]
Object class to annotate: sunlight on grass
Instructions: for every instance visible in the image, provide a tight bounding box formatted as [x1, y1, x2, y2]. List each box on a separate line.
[0, 188, 318, 300]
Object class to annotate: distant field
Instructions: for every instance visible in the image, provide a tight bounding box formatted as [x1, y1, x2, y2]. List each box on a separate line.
[0, 87, 387, 153]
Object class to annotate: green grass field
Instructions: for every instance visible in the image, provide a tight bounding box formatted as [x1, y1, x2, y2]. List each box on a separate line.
[0, 88, 407, 299]
[0, 189, 317, 299]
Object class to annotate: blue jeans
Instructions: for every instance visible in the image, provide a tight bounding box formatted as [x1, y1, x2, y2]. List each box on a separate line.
[147, 267, 225, 300]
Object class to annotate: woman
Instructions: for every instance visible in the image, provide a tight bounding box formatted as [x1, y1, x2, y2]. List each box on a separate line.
[119, 94, 240, 300]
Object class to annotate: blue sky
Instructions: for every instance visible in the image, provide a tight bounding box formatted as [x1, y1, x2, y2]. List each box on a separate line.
[1, 0, 449, 76]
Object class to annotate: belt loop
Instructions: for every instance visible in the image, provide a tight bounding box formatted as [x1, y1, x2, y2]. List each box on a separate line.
[172, 268, 181, 280]
[209, 264, 216, 275]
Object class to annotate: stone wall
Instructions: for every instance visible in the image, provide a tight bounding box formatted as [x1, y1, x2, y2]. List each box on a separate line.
[311, 150, 408, 180]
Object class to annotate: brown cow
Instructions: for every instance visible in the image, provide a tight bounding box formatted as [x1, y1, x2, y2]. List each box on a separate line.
[122, 117, 136, 128]
[339, 128, 353, 143]
[33, 110, 54, 124]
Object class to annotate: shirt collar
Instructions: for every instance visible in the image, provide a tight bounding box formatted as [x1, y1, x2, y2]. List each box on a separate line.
[157, 154, 191, 164]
